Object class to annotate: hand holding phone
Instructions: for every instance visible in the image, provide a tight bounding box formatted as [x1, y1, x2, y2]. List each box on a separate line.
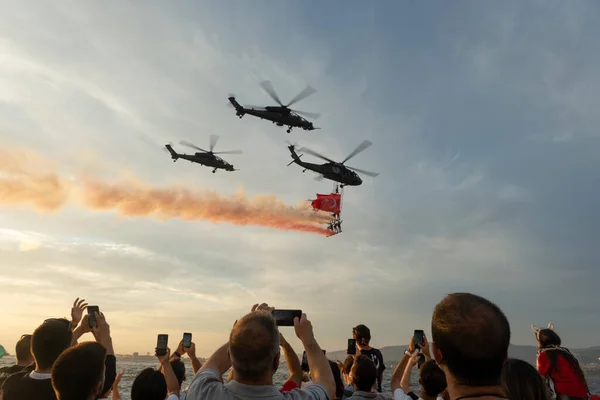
[87, 306, 100, 329]
[156, 334, 168, 356]
[272, 309, 302, 326]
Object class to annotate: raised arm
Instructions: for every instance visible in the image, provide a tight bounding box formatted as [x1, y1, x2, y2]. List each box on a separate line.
[186, 342, 203, 375]
[294, 314, 335, 398]
[158, 348, 180, 397]
[280, 332, 302, 387]
[401, 351, 420, 394]
[391, 336, 416, 392]
[200, 343, 231, 376]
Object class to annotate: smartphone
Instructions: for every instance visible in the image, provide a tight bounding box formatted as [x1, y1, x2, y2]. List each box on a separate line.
[413, 330, 425, 348]
[347, 338, 357, 355]
[87, 306, 100, 329]
[417, 353, 426, 369]
[183, 332, 192, 349]
[156, 334, 168, 356]
[301, 349, 326, 372]
[301, 351, 309, 372]
[272, 309, 302, 326]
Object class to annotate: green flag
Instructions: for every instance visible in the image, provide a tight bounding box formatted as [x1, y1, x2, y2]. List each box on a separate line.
[0, 344, 6, 359]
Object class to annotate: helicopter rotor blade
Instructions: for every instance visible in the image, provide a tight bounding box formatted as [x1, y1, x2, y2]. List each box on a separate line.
[213, 150, 243, 155]
[298, 146, 336, 163]
[209, 135, 220, 152]
[259, 80, 283, 106]
[286, 85, 317, 107]
[346, 166, 380, 177]
[292, 109, 321, 120]
[180, 140, 208, 152]
[341, 140, 373, 164]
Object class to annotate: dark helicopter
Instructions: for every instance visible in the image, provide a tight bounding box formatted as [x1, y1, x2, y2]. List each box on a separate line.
[165, 135, 242, 173]
[287, 140, 379, 187]
[228, 80, 320, 133]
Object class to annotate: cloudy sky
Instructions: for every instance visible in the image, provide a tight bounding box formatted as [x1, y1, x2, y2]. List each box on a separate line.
[1, 1, 599, 356]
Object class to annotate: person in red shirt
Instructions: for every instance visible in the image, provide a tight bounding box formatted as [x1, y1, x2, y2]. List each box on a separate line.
[534, 325, 589, 400]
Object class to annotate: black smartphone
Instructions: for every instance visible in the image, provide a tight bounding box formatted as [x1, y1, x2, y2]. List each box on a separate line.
[183, 332, 192, 349]
[417, 353, 426, 369]
[301, 349, 326, 372]
[413, 329, 425, 348]
[301, 351, 309, 372]
[272, 309, 302, 326]
[347, 338, 357, 355]
[87, 306, 100, 329]
[156, 334, 168, 356]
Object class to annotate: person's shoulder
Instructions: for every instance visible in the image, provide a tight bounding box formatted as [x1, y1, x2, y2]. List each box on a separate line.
[283, 384, 329, 400]
[186, 368, 224, 397]
[2, 369, 29, 384]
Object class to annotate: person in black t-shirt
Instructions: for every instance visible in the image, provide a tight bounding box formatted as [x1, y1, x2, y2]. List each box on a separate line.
[352, 324, 386, 392]
[0, 334, 34, 388]
[1, 318, 73, 400]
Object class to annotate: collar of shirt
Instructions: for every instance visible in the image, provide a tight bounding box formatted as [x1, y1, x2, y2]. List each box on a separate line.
[29, 371, 52, 380]
[226, 380, 283, 397]
[352, 391, 379, 398]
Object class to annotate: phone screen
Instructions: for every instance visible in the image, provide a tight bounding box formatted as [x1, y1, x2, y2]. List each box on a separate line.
[156, 334, 168, 356]
[347, 338, 357, 355]
[183, 332, 192, 348]
[413, 330, 425, 348]
[87, 306, 100, 329]
[272, 309, 302, 326]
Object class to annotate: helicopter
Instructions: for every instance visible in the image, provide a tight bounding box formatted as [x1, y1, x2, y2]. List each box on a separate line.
[228, 80, 320, 133]
[164, 135, 242, 173]
[287, 140, 379, 187]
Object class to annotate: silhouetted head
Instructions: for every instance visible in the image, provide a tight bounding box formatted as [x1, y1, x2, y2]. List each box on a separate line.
[15, 334, 33, 365]
[229, 311, 280, 383]
[351, 355, 377, 392]
[431, 293, 510, 386]
[52, 342, 107, 400]
[131, 368, 167, 400]
[171, 359, 186, 388]
[420, 360, 447, 397]
[353, 325, 371, 347]
[501, 359, 549, 400]
[32, 318, 73, 370]
[537, 329, 561, 349]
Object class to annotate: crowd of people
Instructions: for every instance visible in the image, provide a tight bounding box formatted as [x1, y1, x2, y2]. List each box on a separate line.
[0, 293, 596, 400]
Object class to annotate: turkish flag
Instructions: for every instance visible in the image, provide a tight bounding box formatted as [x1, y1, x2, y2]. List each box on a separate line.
[311, 193, 341, 214]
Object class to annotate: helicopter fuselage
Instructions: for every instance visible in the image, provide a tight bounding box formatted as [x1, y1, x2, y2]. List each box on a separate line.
[228, 97, 315, 131]
[165, 145, 235, 172]
[288, 145, 362, 186]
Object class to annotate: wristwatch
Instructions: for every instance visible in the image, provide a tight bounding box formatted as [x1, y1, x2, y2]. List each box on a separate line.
[173, 351, 182, 358]
[404, 349, 412, 357]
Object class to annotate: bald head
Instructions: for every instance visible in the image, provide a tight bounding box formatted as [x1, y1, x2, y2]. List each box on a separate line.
[229, 311, 280, 381]
[431, 293, 510, 386]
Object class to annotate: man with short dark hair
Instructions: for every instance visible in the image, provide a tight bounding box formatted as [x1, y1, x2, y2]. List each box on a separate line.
[0, 334, 34, 388]
[1, 319, 73, 400]
[51, 342, 107, 400]
[187, 303, 335, 400]
[345, 356, 388, 399]
[431, 293, 510, 400]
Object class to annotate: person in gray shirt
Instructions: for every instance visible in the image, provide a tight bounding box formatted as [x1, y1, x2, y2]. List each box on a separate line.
[186, 303, 335, 400]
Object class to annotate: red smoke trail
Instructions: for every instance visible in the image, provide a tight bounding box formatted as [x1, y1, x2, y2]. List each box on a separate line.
[0, 148, 330, 235]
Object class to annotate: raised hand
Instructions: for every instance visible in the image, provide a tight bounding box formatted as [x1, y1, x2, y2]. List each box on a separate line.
[111, 370, 125, 400]
[419, 334, 431, 360]
[71, 298, 88, 327]
[186, 342, 197, 358]
[293, 314, 315, 344]
[175, 339, 186, 357]
[92, 312, 111, 344]
[251, 303, 274, 313]
[157, 347, 172, 365]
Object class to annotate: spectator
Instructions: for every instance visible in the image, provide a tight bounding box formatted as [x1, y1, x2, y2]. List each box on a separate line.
[159, 338, 203, 400]
[51, 341, 107, 400]
[1, 318, 73, 400]
[352, 325, 385, 392]
[430, 293, 510, 400]
[501, 358, 549, 400]
[395, 350, 446, 400]
[338, 356, 355, 399]
[328, 360, 345, 400]
[0, 334, 34, 387]
[131, 347, 180, 400]
[345, 356, 387, 400]
[533, 325, 589, 400]
[279, 333, 303, 392]
[186, 302, 335, 400]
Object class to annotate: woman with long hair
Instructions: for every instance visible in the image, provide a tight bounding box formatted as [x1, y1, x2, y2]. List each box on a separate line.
[502, 358, 550, 400]
[533, 324, 589, 400]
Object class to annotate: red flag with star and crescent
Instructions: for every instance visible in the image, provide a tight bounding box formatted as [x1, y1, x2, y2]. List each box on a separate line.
[310, 193, 341, 215]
